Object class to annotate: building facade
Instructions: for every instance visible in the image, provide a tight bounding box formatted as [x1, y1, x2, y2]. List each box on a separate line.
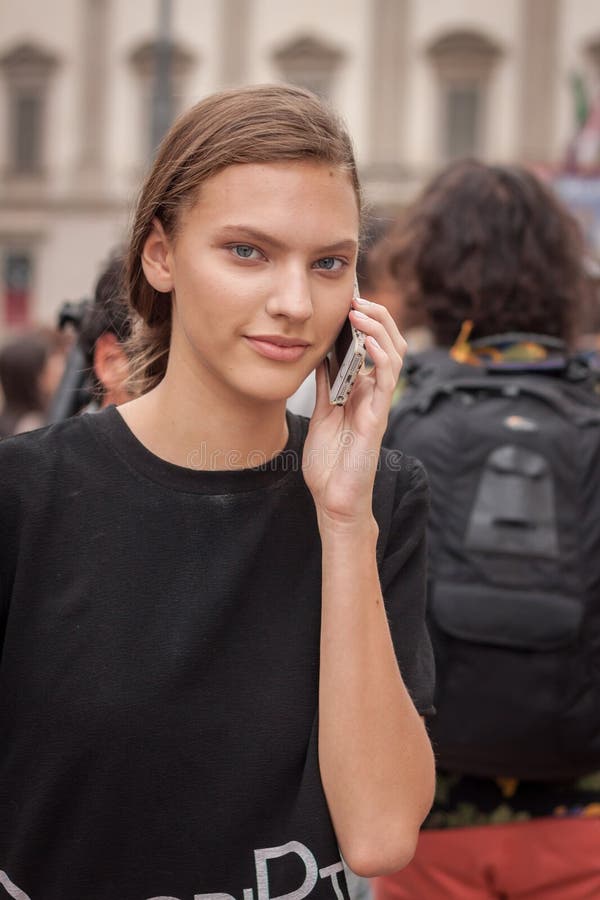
[1, 0, 599, 332]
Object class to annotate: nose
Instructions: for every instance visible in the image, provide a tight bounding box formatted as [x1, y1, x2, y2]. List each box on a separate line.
[264, 265, 313, 323]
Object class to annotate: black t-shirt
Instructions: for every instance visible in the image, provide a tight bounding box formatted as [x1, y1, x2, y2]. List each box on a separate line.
[0, 407, 434, 900]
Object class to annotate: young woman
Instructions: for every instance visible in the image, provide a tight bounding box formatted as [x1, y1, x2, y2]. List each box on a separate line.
[0, 85, 434, 899]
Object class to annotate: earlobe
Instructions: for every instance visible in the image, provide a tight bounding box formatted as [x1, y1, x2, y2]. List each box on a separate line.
[141, 217, 174, 293]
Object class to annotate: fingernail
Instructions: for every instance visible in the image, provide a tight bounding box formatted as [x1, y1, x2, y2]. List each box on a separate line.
[352, 310, 369, 319]
[368, 336, 381, 349]
[355, 297, 370, 305]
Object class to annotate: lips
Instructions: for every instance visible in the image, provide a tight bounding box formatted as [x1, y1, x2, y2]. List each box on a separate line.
[245, 335, 310, 362]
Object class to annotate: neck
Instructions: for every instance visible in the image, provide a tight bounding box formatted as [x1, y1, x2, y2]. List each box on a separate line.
[117, 363, 289, 470]
[101, 387, 133, 409]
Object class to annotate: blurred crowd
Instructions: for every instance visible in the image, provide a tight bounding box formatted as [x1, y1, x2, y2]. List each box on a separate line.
[2, 165, 600, 440]
[0, 249, 132, 436]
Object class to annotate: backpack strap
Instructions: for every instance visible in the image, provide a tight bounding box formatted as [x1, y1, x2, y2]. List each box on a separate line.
[400, 375, 600, 427]
[469, 332, 566, 355]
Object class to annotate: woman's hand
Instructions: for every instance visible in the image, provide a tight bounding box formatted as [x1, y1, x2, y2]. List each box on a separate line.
[302, 297, 407, 524]
[307, 302, 434, 871]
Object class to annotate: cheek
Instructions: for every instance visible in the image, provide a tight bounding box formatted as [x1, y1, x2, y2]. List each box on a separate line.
[39, 354, 65, 397]
[315, 300, 350, 352]
[173, 280, 250, 351]
[177, 253, 257, 320]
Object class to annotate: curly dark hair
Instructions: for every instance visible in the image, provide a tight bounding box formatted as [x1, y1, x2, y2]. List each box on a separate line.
[390, 159, 586, 347]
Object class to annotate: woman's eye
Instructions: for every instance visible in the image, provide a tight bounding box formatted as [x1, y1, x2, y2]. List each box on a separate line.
[314, 257, 344, 271]
[232, 245, 261, 260]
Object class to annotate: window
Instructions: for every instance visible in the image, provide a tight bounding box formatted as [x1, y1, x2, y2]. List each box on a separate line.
[129, 40, 196, 160]
[0, 43, 59, 177]
[14, 92, 43, 173]
[272, 35, 344, 99]
[427, 30, 501, 163]
[586, 37, 600, 78]
[3, 251, 33, 327]
[445, 84, 480, 159]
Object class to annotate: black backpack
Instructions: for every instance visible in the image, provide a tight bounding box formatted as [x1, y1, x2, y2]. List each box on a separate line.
[385, 337, 600, 780]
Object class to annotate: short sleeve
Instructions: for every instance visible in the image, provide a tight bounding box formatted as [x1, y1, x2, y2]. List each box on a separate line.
[378, 454, 435, 716]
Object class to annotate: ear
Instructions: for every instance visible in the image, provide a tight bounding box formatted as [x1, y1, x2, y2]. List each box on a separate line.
[93, 332, 129, 393]
[141, 217, 174, 293]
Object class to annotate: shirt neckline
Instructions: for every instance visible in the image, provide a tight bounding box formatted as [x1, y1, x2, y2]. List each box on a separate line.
[86, 404, 306, 495]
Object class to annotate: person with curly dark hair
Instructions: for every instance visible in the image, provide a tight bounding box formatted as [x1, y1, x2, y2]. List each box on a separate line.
[376, 161, 600, 900]
[389, 159, 584, 350]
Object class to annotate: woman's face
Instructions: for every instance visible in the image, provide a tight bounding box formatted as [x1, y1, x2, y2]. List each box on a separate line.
[145, 160, 360, 404]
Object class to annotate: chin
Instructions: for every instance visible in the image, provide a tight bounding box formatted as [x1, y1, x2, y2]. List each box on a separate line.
[238, 373, 308, 405]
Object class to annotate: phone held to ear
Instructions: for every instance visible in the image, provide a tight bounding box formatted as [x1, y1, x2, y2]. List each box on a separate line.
[327, 278, 367, 406]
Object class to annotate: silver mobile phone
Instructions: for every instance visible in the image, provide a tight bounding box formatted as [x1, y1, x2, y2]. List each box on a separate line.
[327, 278, 367, 406]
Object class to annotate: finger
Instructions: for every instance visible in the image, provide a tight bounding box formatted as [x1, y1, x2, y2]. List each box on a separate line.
[312, 359, 331, 421]
[352, 297, 407, 359]
[364, 334, 398, 419]
[349, 309, 403, 382]
[351, 303, 406, 363]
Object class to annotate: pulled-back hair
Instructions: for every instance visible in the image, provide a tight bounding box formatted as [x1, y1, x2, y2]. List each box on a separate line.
[126, 83, 361, 393]
[390, 159, 586, 347]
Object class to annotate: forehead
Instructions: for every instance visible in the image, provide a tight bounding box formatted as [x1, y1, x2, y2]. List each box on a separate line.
[180, 160, 360, 244]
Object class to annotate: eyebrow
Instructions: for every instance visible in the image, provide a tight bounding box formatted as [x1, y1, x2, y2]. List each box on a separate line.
[215, 225, 358, 256]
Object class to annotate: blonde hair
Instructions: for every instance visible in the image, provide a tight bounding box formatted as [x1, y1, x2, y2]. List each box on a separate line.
[126, 83, 362, 394]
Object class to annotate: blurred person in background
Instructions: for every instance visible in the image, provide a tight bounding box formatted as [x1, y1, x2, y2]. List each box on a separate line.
[356, 217, 432, 356]
[78, 249, 133, 410]
[376, 160, 600, 900]
[46, 250, 133, 422]
[577, 255, 600, 366]
[0, 326, 67, 437]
